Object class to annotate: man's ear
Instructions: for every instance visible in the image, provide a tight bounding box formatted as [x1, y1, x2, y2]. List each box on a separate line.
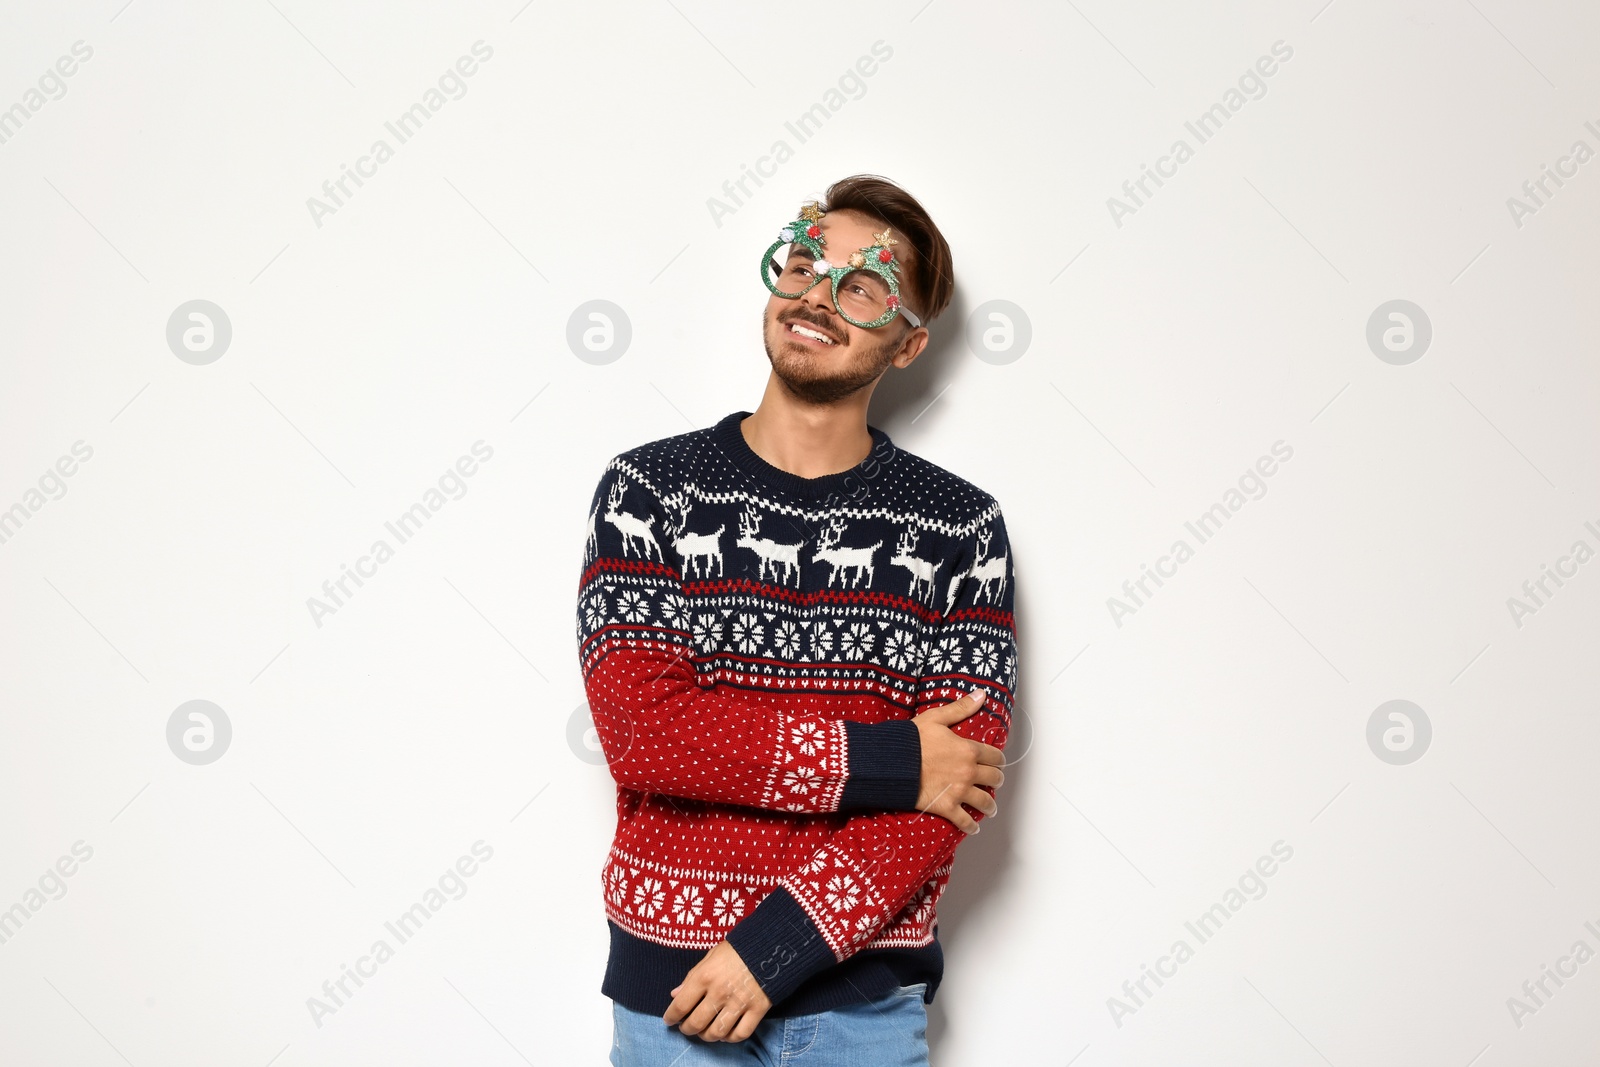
[893, 328, 930, 368]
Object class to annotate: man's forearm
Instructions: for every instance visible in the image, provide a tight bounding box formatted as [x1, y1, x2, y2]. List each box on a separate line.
[584, 640, 923, 813]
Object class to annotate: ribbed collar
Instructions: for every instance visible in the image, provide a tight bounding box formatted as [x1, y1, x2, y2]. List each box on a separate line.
[712, 410, 896, 501]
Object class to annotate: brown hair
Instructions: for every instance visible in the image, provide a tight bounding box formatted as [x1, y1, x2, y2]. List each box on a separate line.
[820, 174, 955, 325]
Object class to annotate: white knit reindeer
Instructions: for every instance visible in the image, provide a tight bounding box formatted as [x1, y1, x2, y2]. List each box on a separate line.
[736, 504, 801, 585]
[889, 527, 937, 602]
[667, 497, 725, 579]
[814, 517, 882, 588]
[969, 527, 1008, 604]
[943, 526, 1008, 613]
[602, 477, 662, 561]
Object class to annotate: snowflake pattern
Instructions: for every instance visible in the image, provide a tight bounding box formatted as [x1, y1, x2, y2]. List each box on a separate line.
[617, 589, 650, 623]
[659, 591, 689, 631]
[583, 592, 607, 632]
[773, 619, 803, 658]
[711, 887, 746, 926]
[671, 884, 704, 926]
[823, 871, 861, 913]
[600, 850, 947, 952]
[883, 629, 919, 672]
[840, 622, 876, 659]
[632, 876, 665, 919]
[691, 612, 723, 653]
[732, 613, 765, 654]
[791, 721, 826, 755]
[926, 636, 963, 674]
[605, 865, 628, 908]
[783, 764, 821, 796]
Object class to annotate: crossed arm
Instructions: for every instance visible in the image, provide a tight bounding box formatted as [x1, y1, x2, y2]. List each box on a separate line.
[702, 506, 1018, 1021]
[578, 461, 926, 813]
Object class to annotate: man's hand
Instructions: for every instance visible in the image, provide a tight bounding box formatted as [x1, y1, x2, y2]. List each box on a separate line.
[912, 689, 1006, 834]
[662, 939, 773, 1042]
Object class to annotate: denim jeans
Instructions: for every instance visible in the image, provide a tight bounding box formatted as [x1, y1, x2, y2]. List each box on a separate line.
[609, 983, 931, 1066]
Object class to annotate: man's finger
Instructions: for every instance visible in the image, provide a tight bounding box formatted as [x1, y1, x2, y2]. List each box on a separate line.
[976, 764, 1005, 790]
[730, 1011, 763, 1043]
[974, 741, 1006, 766]
[703, 1002, 744, 1042]
[662, 984, 699, 1026]
[964, 785, 998, 816]
[919, 689, 988, 723]
[678, 994, 726, 1038]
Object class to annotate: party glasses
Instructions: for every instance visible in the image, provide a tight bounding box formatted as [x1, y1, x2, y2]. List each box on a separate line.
[759, 202, 922, 330]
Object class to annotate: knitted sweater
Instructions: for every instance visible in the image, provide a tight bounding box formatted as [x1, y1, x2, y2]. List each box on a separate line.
[577, 410, 1018, 1018]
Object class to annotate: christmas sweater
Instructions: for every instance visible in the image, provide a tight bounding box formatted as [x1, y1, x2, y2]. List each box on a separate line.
[577, 410, 1018, 1017]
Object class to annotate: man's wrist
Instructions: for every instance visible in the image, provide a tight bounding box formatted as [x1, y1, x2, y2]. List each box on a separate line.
[722, 886, 836, 1007]
[837, 719, 922, 811]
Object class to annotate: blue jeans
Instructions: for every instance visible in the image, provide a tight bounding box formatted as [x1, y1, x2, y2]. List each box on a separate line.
[609, 983, 931, 1066]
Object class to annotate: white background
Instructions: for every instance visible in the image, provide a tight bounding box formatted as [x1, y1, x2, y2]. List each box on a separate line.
[2, 0, 1598, 1063]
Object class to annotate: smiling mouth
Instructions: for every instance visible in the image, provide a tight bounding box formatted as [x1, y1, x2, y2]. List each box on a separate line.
[784, 320, 841, 347]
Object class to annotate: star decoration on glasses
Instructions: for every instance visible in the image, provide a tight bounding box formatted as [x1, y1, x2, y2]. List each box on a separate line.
[798, 202, 826, 223]
[872, 228, 897, 248]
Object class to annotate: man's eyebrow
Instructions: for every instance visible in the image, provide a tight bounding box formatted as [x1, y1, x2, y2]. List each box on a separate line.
[784, 243, 815, 261]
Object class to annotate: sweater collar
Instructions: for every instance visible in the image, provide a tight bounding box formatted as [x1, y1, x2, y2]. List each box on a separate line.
[713, 410, 895, 502]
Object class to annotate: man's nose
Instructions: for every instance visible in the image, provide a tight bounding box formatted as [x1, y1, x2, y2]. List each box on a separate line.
[801, 278, 836, 317]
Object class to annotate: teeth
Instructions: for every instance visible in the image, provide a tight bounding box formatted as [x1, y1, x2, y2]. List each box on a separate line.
[789, 323, 835, 345]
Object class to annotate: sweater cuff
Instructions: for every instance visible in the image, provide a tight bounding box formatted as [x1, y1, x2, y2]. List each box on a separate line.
[723, 885, 837, 1007]
[837, 719, 922, 812]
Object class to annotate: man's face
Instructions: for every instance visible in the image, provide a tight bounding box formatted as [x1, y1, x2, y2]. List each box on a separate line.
[761, 209, 917, 405]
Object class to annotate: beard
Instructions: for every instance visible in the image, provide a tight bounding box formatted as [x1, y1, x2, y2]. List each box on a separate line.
[761, 304, 901, 405]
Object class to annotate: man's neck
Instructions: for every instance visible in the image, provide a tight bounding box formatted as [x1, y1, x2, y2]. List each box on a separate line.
[739, 392, 875, 481]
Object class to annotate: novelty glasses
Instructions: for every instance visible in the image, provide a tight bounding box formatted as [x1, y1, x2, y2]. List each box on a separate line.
[759, 202, 922, 330]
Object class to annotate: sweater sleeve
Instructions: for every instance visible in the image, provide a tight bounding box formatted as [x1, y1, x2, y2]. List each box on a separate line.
[578, 458, 923, 814]
[723, 505, 1018, 1006]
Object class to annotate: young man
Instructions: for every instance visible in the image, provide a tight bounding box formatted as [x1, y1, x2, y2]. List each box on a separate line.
[578, 174, 1018, 1065]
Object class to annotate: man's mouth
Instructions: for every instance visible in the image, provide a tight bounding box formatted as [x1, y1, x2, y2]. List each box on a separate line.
[784, 319, 841, 347]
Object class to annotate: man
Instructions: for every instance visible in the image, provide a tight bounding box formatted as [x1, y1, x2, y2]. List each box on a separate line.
[577, 174, 1018, 1065]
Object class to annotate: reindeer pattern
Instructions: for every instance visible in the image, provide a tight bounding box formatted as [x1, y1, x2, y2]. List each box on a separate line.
[582, 455, 1016, 708]
[593, 478, 1007, 617]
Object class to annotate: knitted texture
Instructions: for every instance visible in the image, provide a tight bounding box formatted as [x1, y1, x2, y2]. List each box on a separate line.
[577, 410, 1018, 1016]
